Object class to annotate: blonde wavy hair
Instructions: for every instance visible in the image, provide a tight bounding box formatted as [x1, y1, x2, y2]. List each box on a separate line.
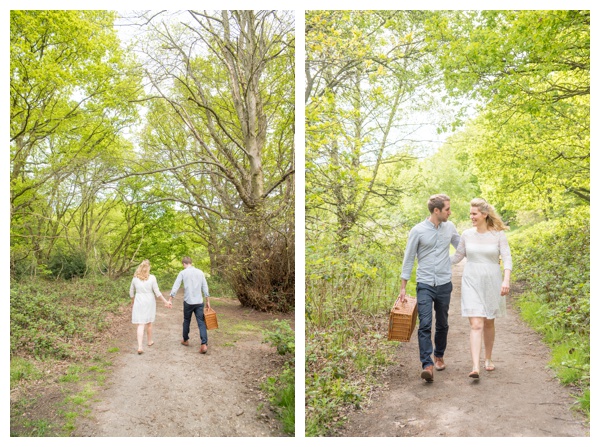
[134, 259, 151, 281]
[471, 198, 509, 231]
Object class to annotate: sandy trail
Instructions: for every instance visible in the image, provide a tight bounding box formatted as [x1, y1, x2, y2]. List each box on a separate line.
[340, 261, 589, 437]
[74, 291, 291, 437]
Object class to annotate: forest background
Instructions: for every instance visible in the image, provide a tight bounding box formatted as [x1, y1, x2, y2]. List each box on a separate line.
[304, 9, 590, 436]
[8, 9, 295, 436]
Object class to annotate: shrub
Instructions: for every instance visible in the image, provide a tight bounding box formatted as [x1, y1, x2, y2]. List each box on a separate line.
[510, 207, 590, 337]
[47, 249, 87, 279]
[263, 320, 295, 356]
[10, 276, 130, 359]
[509, 207, 589, 415]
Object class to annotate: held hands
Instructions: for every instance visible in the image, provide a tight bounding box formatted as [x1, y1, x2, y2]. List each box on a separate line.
[500, 281, 510, 296]
[162, 296, 173, 308]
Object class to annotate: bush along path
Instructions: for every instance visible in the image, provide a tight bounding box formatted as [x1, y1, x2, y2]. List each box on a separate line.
[339, 261, 589, 437]
[73, 290, 293, 437]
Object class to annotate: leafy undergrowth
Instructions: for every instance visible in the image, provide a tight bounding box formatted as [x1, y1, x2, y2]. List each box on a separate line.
[305, 243, 408, 436]
[10, 275, 131, 436]
[261, 320, 295, 435]
[305, 310, 398, 436]
[510, 207, 590, 418]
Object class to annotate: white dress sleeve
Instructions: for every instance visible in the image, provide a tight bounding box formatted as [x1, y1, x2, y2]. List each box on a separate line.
[450, 233, 467, 264]
[151, 275, 161, 297]
[498, 231, 512, 271]
[129, 278, 135, 298]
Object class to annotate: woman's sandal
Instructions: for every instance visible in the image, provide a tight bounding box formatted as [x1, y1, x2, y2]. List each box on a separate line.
[468, 370, 480, 379]
[485, 359, 495, 371]
[137, 349, 144, 355]
[148, 342, 154, 347]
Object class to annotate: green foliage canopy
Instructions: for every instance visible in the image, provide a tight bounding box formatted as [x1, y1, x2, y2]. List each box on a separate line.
[426, 10, 589, 213]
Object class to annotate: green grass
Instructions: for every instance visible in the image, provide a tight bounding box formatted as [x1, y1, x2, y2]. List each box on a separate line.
[10, 358, 43, 387]
[261, 320, 295, 436]
[12, 418, 53, 437]
[578, 389, 590, 416]
[216, 314, 268, 344]
[263, 367, 295, 435]
[59, 365, 84, 383]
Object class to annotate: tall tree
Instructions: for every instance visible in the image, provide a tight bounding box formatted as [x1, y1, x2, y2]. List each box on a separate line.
[135, 10, 295, 310]
[305, 11, 442, 250]
[10, 10, 142, 275]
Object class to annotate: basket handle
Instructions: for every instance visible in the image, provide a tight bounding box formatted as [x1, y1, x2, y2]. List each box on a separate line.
[393, 297, 413, 310]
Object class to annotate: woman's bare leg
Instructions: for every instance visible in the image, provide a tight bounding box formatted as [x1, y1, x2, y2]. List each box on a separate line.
[483, 318, 496, 369]
[146, 322, 153, 346]
[137, 324, 145, 351]
[469, 317, 484, 373]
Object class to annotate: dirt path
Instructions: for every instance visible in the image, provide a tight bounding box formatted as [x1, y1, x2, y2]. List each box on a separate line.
[74, 291, 292, 437]
[340, 261, 589, 437]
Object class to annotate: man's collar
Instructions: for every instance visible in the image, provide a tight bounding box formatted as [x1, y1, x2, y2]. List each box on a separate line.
[426, 217, 439, 228]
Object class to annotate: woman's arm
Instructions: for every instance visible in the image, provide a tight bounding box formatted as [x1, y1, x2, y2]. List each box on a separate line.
[501, 269, 511, 296]
[499, 231, 512, 296]
[151, 276, 170, 305]
[130, 279, 136, 308]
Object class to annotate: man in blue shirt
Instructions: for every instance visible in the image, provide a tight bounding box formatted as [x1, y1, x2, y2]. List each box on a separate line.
[398, 194, 460, 382]
[169, 256, 211, 354]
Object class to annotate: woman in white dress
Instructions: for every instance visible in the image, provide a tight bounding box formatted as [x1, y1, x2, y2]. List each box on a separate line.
[451, 198, 512, 379]
[130, 260, 170, 354]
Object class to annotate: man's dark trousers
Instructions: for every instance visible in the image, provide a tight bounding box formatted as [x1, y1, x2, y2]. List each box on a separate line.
[183, 301, 208, 345]
[416, 282, 452, 368]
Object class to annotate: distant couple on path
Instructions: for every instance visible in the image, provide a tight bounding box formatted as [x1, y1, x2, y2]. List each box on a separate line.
[398, 194, 512, 381]
[129, 256, 211, 355]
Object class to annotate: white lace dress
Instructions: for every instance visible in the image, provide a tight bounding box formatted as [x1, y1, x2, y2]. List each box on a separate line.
[450, 229, 512, 319]
[130, 275, 161, 324]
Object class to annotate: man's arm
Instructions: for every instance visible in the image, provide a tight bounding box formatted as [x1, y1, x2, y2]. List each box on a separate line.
[201, 273, 210, 308]
[398, 279, 409, 303]
[169, 271, 183, 304]
[450, 222, 461, 249]
[398, 228, 419, 302]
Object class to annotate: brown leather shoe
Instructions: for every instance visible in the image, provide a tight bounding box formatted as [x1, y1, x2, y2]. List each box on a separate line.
[434, 356, 446, 371]
[181, 339, 189, 346]
[200, 344, 208, 354]
[421, 365, 434, 382]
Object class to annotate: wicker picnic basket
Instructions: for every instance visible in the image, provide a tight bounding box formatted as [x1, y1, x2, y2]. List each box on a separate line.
[204, 306, 219, 330]
[387, 296, 417, 342]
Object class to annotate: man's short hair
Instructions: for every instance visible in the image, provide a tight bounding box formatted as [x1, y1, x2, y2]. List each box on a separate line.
[427, 194, 451, 213]
[182, 256, 192, 265]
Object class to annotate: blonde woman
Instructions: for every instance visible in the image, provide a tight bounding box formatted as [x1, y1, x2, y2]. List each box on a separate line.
[451, 198, 512, 379]
[129, 260, 171, 354]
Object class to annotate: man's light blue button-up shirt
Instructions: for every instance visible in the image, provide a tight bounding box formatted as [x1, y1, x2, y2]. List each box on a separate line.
[401, 218, 461, 287]
[170, 266, 209, 305]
